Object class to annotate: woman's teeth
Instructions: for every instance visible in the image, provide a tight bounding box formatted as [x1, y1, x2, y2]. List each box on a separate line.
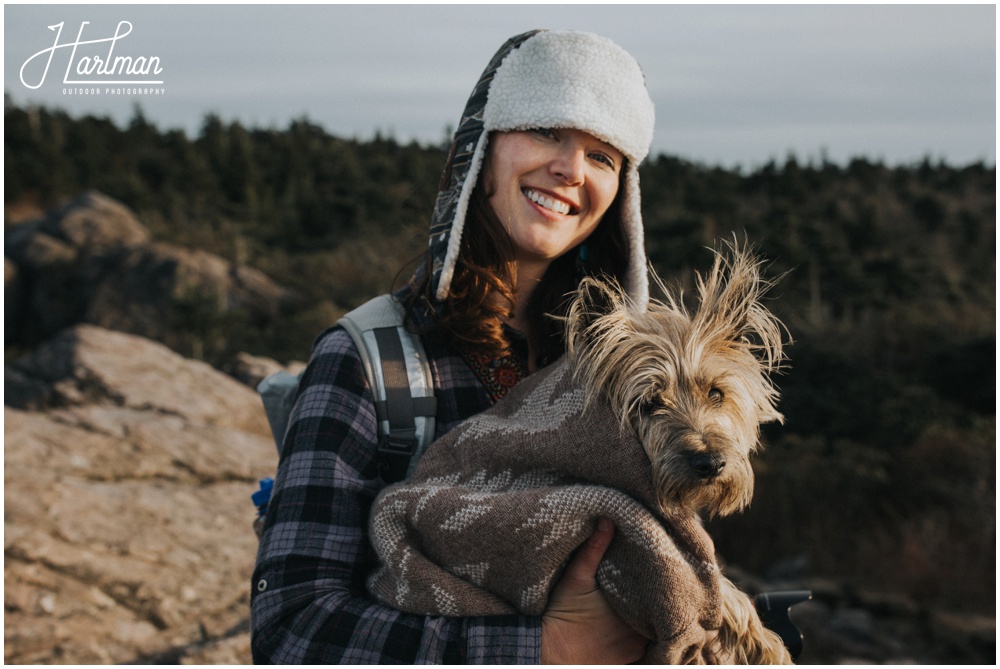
[523, 188, 571, 215]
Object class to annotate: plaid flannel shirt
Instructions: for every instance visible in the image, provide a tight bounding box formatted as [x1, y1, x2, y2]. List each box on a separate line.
[250, 307, 542, 663]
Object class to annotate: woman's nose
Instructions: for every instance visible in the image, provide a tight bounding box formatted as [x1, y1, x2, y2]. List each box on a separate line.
[550, 143, 586, 185]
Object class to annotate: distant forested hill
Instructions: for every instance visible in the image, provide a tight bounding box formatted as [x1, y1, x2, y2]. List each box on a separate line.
[5, 100, 995, 615]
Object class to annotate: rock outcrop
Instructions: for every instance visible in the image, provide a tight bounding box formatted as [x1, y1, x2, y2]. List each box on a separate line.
[4, 325, 277, 664]
[4, 191, 299, 348]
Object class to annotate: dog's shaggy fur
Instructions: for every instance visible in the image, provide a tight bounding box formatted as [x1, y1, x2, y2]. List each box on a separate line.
[568, 244, 784, 521]
[368, 243, 792, 663]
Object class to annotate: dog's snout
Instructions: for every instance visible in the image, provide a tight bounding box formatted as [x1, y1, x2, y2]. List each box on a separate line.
[690, 452, 726, 479]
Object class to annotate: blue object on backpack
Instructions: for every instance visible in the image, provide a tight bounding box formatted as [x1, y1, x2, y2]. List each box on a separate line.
[252, 477, 274, 514]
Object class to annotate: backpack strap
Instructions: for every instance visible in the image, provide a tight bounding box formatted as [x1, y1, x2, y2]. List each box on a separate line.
[256, 295, 437, 485]
[337, 295, 437, 484]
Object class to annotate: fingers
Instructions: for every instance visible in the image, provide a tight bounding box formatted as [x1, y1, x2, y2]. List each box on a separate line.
[563, 518, 614, 587]
[541, 519, 648, 664]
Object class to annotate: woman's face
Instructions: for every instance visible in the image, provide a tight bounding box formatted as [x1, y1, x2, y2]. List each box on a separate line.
[486, 128, 623, 272]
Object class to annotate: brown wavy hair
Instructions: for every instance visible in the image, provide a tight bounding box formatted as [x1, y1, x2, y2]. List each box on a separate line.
[407, 145, 628, 367]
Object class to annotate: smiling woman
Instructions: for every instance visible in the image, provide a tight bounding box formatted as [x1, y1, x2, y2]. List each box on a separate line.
[410, 29, 655, 373]
[486, 128, 624, 321]
[251, 29, 658, 664]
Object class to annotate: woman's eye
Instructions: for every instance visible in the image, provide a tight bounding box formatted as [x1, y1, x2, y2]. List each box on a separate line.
[590, 152, 616, 169]
[531, 127, 557, 139]
[708, 388, 724, 403]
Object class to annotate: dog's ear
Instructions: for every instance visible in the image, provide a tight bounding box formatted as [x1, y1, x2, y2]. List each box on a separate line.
[577, 276, 620, 324]
[565, 276, 626, 354]
[696, 241, 785, 373]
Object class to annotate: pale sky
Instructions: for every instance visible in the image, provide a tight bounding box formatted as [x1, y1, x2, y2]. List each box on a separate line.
[5, 3, 996, 169]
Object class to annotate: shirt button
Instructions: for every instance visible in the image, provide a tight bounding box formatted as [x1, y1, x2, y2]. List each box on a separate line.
[257, 579, 268, 592]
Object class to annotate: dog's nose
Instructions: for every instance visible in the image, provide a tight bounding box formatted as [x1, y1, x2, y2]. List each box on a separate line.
[690, 452, 726, 479]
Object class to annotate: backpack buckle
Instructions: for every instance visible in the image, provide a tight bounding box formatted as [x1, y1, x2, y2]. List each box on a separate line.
[378, 433, 418, 456]
[377, 433, 418, 485]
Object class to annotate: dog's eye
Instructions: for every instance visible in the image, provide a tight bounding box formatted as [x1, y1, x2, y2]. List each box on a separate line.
[708, 388, 724, 403]
[640, 397, 662, 414]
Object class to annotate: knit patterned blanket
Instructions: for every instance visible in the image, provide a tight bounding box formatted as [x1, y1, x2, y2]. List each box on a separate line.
[368, 357, 723, 663]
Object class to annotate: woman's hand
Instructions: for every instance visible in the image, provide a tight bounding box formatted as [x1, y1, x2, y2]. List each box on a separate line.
[541, 518, 649, 664]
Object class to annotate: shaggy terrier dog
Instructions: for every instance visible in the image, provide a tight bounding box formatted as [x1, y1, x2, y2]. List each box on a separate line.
[368, 244, 792, 663]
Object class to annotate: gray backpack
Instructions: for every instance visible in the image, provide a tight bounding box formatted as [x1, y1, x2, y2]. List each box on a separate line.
[253, 295, 437, 532]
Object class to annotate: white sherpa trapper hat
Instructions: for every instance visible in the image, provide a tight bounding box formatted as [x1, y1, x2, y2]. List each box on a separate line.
[426, 29, 655, 308]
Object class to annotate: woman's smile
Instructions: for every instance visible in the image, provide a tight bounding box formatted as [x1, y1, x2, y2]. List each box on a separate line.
[521, 187, 578, 216]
